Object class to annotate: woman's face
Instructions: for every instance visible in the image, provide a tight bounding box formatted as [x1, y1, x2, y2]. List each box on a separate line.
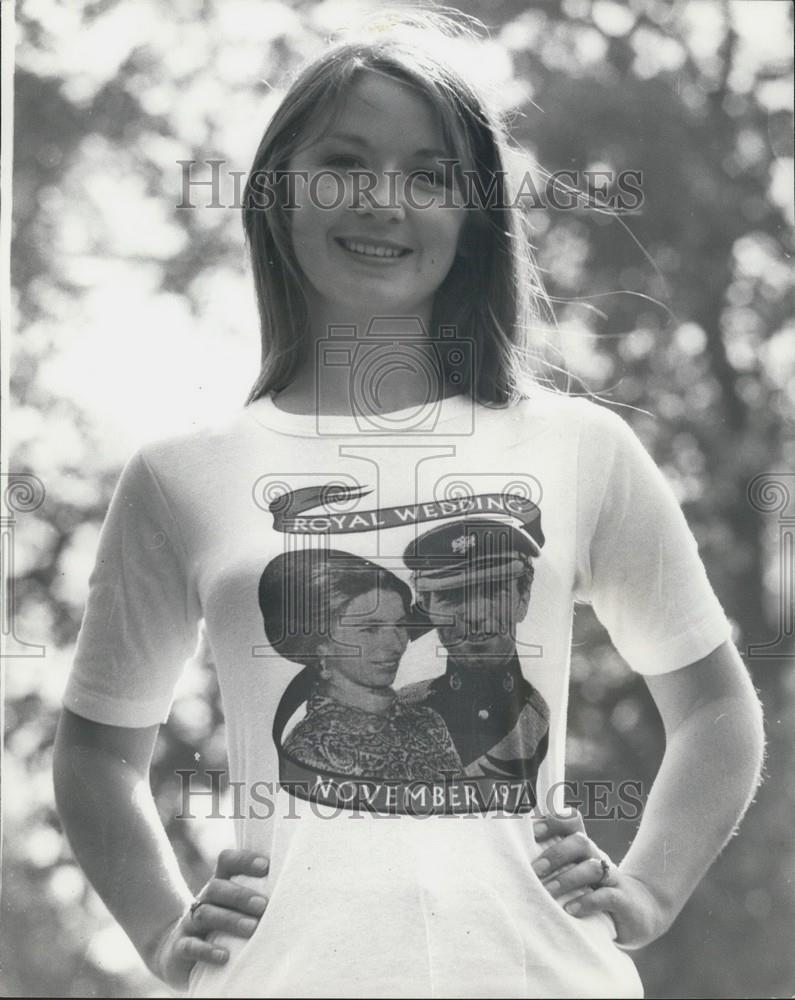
[285, 71, 466, 319]
[321, 587, 410, 690]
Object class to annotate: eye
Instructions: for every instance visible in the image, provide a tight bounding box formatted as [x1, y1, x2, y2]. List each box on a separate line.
[435, 590, 462, 607]
[409, 166, 449, 188]
[322, 154, 365, 171]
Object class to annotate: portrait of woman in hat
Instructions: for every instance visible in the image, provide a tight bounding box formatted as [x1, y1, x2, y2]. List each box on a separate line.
[258, 547, 463, 781]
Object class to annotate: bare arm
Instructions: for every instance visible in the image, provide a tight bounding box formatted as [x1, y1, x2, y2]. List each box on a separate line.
[52, 708, 194, 973]
[533, 639, 765, 947]
[53, 709, 271, 987]
[617, 638, 765, 933]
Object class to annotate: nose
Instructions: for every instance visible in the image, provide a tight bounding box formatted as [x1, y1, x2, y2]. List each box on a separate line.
[384, 624, 409, 655]
[464, 591, 504, 633]
[352, 170, 406, 222]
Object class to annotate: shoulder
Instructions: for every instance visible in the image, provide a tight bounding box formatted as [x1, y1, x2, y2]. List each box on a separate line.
[397, 678, 436, 705]
[400, 701, 441, 723]
[284, 700, 338, 744]
[136, 407, 255, 471]
[474, 388, 629, 446]
[300, 694, 343, 721]
[506, 391, 656, 491]
[519, 677, 551, 721]
[123, 406, 261, 501]
[282, 719, 328, 768]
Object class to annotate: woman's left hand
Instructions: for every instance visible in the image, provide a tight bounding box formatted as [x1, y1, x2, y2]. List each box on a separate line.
[532, 810, 668, 949]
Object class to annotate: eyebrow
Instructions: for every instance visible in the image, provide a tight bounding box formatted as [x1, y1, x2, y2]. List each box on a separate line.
[340, 612, 413, 626]
[322, 131, 448, 159]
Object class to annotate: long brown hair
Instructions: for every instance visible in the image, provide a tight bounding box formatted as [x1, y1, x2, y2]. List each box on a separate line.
[241, 9, 557, 408]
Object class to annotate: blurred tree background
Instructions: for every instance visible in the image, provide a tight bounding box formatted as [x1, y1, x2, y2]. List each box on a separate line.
[3, 0, 793, 996]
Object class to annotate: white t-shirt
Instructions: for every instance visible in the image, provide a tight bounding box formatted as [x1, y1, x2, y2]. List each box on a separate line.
[64, 387, 731, 998]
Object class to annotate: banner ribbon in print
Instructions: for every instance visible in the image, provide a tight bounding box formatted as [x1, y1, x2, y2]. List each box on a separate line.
[269, 484, 544, 545]
[282, 767, 539, 816]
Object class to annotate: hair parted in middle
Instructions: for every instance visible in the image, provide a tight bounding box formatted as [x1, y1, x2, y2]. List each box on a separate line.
[242, 6, 559, 410]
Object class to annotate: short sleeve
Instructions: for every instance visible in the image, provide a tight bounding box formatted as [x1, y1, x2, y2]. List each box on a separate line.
[574, 404, 732, 675]
[63, 447, 202, 727]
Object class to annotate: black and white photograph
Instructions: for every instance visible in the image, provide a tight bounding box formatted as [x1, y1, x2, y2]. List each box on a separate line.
[1, 0, 793, 997]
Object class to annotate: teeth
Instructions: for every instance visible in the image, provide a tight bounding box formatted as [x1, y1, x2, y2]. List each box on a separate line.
[340, 238, 407, 258]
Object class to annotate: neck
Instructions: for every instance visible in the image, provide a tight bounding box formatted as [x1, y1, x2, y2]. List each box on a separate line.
[307, 295, 435, 342]
[273, 297, 458, 417]
[318, 675, 396, 716]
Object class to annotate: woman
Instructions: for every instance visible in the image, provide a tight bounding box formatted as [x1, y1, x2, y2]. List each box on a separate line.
[53, 9, 764, 997]
[259, 547, 464, 781]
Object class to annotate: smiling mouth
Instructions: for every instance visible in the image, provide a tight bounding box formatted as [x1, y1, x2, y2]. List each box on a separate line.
[335, 237, 412, 260]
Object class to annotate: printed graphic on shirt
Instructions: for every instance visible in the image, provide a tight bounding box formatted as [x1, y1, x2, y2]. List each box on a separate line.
[261, 484, 549, 815]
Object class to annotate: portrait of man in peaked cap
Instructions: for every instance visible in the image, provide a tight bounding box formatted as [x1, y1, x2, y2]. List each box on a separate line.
[399, 517, 550, 787]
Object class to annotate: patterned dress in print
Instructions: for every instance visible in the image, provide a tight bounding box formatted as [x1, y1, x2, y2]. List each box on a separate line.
[283, 691, 464, 780]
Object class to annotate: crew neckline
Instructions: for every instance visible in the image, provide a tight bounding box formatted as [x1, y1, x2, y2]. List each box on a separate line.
[246, 390, 476, 437]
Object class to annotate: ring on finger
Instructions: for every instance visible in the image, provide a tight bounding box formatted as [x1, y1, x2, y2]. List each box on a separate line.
[592, 858, 612, 889]
[189, 897, 203, 920]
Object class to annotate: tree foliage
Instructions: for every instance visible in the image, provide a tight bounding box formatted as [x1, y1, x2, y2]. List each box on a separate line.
[4, 0, 793, 996]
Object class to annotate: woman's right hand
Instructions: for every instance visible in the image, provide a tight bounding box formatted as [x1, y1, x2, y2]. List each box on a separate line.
[151, 849, 270, 990]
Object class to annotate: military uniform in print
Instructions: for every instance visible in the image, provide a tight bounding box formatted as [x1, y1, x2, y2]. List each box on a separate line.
[400, 517, 550, 787]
